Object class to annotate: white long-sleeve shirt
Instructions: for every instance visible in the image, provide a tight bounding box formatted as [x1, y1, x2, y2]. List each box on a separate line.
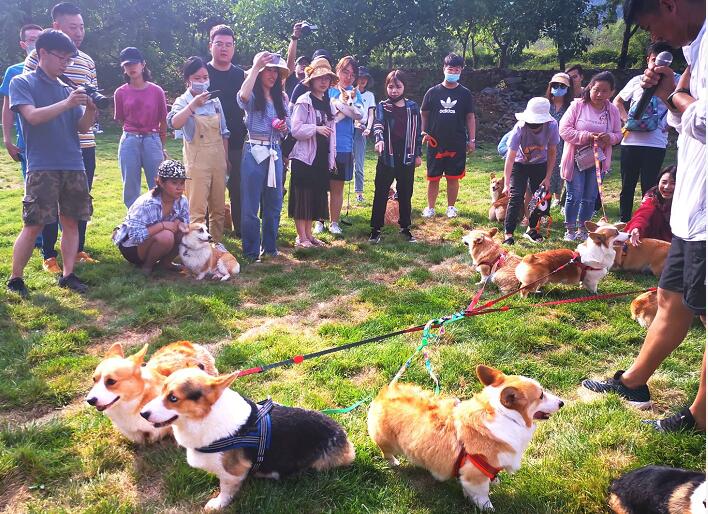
[669, 22, 706, 241]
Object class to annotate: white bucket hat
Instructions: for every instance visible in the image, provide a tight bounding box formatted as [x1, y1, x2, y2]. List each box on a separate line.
[515, 97, 555, 124]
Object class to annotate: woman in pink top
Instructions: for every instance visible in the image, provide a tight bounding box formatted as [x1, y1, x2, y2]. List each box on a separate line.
[114, 47, 168, 208]
[559, 71, 622, 241]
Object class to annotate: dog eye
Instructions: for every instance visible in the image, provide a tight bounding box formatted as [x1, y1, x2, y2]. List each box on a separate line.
[539, 391, 544, 400]
[105, 378, 117, 386]
[167, 394, 179, 403]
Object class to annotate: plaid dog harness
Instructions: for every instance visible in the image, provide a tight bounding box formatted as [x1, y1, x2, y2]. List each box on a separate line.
[195, 398, 274, 473]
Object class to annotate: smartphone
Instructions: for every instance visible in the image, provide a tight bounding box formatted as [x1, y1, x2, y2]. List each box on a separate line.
[208, 90, 221, 99]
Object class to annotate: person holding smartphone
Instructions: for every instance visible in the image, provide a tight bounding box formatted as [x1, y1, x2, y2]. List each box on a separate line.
[168, 56, 230, 243]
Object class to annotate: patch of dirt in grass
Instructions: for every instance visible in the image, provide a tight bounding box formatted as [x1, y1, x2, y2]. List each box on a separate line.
[352, 366, 380, 387]
[0, 479, 31, 512]
[596, 448, 635, 470]
[429, 257, 474, 282]
[0, 398, 86, 428]
[415, 217, 467, 244]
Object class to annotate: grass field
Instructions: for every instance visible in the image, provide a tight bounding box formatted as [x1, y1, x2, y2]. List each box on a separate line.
[0, 128, 704, 513]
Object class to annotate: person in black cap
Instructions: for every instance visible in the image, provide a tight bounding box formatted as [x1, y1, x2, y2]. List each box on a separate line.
[286, 55, 310, 98]
[112, 159, 191, 275]
[114, 46, 169, 208]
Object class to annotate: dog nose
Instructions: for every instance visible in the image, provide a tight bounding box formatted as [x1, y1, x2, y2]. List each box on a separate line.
[559, 400, 565, 408]
[86, 397, 97, 406]
[140, 411, 151, 420]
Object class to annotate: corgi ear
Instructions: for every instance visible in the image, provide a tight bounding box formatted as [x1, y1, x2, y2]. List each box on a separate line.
[490, 173, 496, 179]
[488, 227, 498, 237]
[209, 371, 239, 396]
[129, 344, 149, 366]
[614, 222, 627, 231]
[584, 221, 599, 232]
[473, 234, 484, 244]
[477, 365, 505, 386]
[500, 386, 523, 409]
[588, 232, 606, 246]
[179, 222, 190, 233]
[106, 342, 124, 358]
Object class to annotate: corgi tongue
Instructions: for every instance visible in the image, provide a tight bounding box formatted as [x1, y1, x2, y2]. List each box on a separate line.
[533, 411, 550, 420]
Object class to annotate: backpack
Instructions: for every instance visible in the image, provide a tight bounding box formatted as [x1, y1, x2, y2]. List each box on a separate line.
[625, 95, 664, 132]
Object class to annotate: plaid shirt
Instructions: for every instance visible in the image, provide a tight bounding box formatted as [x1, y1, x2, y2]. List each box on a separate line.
[112, 191, 189, 247]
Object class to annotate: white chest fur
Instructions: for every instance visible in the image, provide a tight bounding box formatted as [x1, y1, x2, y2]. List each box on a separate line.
[179, 242, 212, 271]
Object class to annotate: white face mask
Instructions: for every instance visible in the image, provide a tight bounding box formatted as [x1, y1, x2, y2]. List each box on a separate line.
[191, 80, 210, 94]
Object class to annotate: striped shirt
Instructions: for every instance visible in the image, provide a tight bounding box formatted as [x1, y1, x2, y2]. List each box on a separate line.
[237, 92, 290, 141]
[112, 191, 190, 247]
[24, 48, 97, 148]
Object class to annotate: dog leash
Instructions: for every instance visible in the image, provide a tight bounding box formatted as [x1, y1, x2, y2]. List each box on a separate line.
[593, 140, 607, 220]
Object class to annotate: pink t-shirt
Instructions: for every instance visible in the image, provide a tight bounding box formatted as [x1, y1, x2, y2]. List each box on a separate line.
[113, 82, 167, 134]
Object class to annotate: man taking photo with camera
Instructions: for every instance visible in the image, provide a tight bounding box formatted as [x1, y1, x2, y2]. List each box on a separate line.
[24, 1, 99, 273]
[7, 29, 96, 297]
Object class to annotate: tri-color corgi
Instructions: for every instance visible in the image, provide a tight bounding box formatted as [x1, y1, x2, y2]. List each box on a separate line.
[515, 221, 629, 297]
[609, 465, 706, 514]
[463, 228, 521, 294]
[140, 368, 356, 511]
[178, 223, 240, 281]
[367, 365, 564, 511]
[86, 341, 217, 443]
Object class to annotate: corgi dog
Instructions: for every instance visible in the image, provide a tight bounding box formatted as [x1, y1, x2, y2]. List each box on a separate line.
[631, 289, 658, 328]
[609, 465, 706, 514]
[462, 228, 521, 294]
[179, 223, 240, 281]
[140, 368, 356, 511]
[515, 221, 629, 297]
[384, 188, 400, 226]
[86, 341, 217, 443]
[488, 174, 509, 222]
[367, 365, 564, 511]
[334, 88, 357, 123]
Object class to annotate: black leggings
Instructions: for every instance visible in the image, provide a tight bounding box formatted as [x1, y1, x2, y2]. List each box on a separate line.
[504, 161, 546, 235]
[371, 157, 415, 230]
[619, 145, 666, 222]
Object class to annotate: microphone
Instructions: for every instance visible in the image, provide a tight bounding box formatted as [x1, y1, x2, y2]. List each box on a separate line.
[632, 51, 673, 119]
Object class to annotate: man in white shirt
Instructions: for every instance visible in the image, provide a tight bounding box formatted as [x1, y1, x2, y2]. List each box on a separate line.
[582, 0, 706, 433]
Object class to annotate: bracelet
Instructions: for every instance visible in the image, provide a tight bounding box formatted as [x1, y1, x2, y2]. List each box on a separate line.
[666, 88, 692, 111]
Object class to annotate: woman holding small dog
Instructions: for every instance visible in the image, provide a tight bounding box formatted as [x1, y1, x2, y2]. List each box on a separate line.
[501, 97, 559, 244]
[289, 57, 338, 248]
[112, 160, 190, 275]
[559, 71, 622, 241]
[168, 56, 230, 244]
[370, 70, 422, 243]
[238, 51, 290, 262]
[625, 165, 676, 244]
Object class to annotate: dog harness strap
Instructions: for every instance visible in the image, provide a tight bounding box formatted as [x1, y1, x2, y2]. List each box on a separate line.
[454, 449, 502, 480]
[571, 252, 602, 282]
[195, 398, 273, 472]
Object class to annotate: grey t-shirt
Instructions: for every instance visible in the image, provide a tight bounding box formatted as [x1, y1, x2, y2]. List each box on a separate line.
[10, 66, 84, 172]
[508, 120, 560, 164]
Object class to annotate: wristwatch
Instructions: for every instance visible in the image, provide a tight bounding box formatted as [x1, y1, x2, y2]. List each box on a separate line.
[666, 88, 692, 111]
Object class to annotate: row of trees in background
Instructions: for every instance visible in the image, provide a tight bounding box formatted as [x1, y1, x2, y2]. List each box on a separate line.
[1, 0, 650, 95]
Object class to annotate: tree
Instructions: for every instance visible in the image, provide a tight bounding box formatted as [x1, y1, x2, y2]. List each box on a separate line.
[541, 0, 593, 69]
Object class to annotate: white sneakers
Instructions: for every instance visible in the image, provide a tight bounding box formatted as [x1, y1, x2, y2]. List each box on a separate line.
[446, 206, 458, 218]
[313, 221, 325, 234]
[329, 222, 342, 235]
[422, 207, 435, 218]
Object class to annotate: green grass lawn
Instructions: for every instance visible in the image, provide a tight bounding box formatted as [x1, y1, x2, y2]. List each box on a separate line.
[0, 129, 703, 513]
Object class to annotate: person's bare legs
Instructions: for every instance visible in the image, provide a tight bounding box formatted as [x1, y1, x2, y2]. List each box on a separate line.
[621, 288, 696, 388]
[427, 180, 440, 209]
[58, 214, 79, 278]
[294, 219, 311, 245]
[688, 348, 706, 430]
[137, 230, 175, 273]
[446, 178, 459, 207]
[11, 224, 44, 278]
[329, 180, 344, 223]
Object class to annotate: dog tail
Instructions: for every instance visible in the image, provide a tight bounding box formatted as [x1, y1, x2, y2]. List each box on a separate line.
[312, 435, 356, 471]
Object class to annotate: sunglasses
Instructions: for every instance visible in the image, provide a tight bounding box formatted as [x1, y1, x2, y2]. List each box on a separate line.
[550, 83, 567, 88]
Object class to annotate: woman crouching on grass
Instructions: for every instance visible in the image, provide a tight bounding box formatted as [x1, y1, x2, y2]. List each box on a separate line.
[289, 57, 338, 248]
[112, 160, 190, 275]
[369, 70, 422, 243]
[626, 165, 676, 245]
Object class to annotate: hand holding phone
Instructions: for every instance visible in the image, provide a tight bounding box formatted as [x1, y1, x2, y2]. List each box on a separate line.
[208, 90, 221, 99]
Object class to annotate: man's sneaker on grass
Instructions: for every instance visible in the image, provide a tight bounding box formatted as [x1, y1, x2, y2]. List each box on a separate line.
[422, 207, 435, 218]
[581, 370, 652, 409]
[523, 229, 544, 243]
[400, 228, 417, 242]
[43, 257, 62, 273]
[58, 273, 88, 294]
[7, 277, 29, 297]
[446, 205, 458, 218]
[643, 406, 698, 433]
[329, 222, 342, 235]
[313, 221, 325, 234]
[368, 229, 381, 244]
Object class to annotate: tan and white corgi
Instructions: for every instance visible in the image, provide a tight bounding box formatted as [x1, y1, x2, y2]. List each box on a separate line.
[140, 368, 355, 511]
[86, 341, 217, 443]
[488, 174, 509, 222]
[178, 223, 240, 280]
[334, 88, 357, 123]
[515, 221, 629, 297]
[631, 289, 658, 328]
[367, 365, 564, 511]
[462, 228, 521, 294]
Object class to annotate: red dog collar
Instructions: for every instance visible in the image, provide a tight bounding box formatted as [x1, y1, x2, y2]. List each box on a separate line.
[454, 449, 503, 481]
[478, 251, 508, 270]
[571, 251, 602, 282]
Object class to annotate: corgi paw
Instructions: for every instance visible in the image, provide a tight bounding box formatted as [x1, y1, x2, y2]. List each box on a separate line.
[204, 494, 230, 511]
[469, 496, 494, 511]
[386, 455, 400, 467]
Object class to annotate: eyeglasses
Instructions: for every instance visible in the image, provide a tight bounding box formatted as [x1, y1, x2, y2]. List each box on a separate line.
[212, 42, 234, 49]
[47, 51, 75, 65]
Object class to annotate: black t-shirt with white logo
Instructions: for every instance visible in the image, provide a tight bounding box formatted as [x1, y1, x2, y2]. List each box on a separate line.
[421, 83, 475, 145]
[207, 63, 246, 149]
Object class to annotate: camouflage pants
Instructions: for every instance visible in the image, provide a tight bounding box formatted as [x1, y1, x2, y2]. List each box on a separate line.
[23, 170, 92, 225]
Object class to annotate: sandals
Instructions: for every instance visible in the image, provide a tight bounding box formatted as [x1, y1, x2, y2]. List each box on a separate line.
[309, 237, 325, 246]
[295, 237, 315, 248]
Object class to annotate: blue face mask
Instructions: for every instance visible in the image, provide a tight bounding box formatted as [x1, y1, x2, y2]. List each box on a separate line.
[445, 73, 460, 83]
[191, 80, 209, 94]
[551, 85, 568, 97]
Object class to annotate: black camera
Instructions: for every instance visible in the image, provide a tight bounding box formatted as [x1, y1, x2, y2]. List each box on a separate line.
[300, 21, 318, 37]
[60, 74, 112, 109]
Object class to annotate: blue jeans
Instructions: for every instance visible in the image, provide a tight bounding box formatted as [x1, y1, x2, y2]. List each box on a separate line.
[564, 165, 599, 228]
[353, 128, 366, 193]
[118, 132, 163, 208]
[240, 144, 283, 260]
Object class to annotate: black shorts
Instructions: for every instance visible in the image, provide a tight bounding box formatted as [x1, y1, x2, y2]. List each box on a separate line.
[658, 236, 706, 315]
[330, 152, 353, 181]
[118, 242, 144, 266]
[426, 143, 466, 181]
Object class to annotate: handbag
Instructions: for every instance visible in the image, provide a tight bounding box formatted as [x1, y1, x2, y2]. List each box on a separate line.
[574, 145, 601, 171]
